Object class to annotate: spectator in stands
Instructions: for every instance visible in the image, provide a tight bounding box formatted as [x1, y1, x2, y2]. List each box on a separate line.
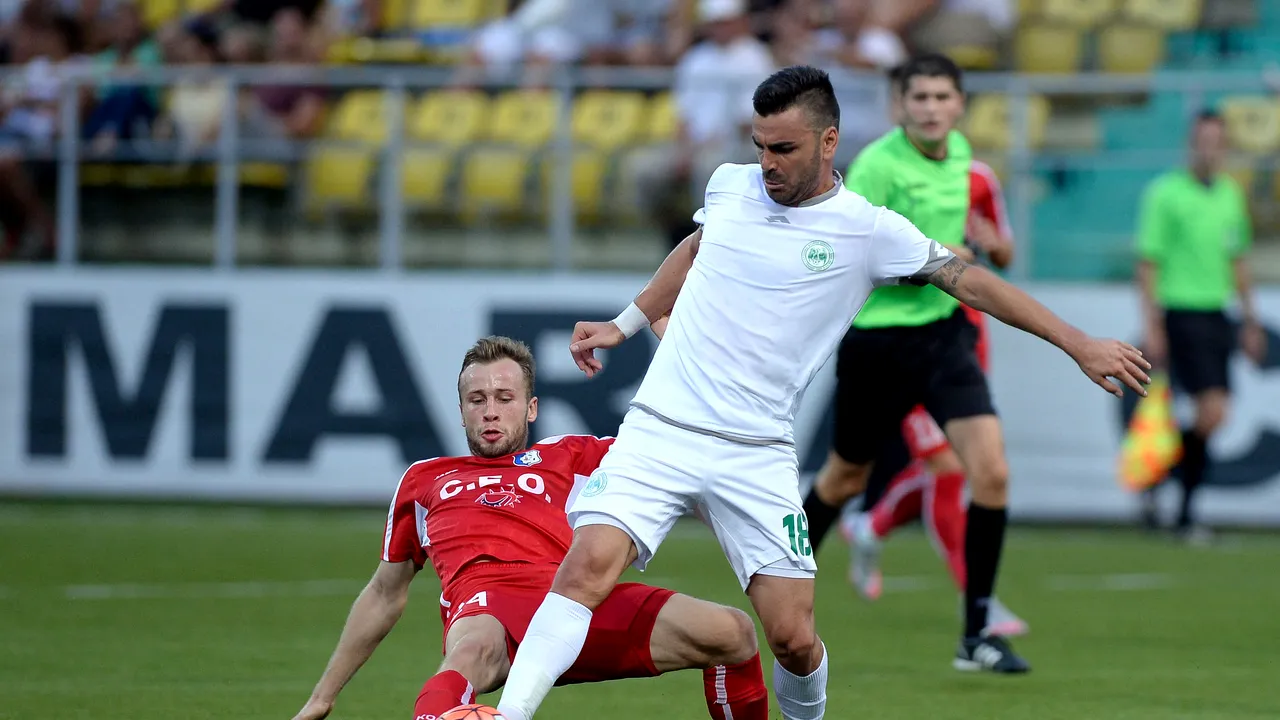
[0, 10, 87, 259]
[626, 0, 774, 248]
[878, 0, 1014, 65]
[153, 19, 228, 160]
[241, 8, 326, 141]
[84, 2, 162, 156]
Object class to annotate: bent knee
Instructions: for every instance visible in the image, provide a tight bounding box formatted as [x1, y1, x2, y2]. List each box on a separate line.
[764, 620, 817, 667]
[968, 455, 1009, 501]
[715, 606, 759, 665]
[441, 633, 509, 692]
[552, 527, 636, 606]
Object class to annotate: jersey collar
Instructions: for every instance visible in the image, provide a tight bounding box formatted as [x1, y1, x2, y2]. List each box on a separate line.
[796, 171, 843, 208]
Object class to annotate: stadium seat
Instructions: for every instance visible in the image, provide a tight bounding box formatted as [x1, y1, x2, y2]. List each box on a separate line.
[140, 0, 181, 29]
[1225, 163, 1255, 193]
[1017, 0, 1041, 18]
[1042, 0, 1118, 28]
[571, 91, 647, 150]
[542, 150, 609, 218]
[1122, 0, 1202, 29]
[1220, 97, 1280, 153]
[1098, 25, 1167, 73]
[185, 0, 222, 14]
[329, 90, 390, 144]
[306, 146, 375, 207]
[412, 0, 489, 27]
[1014, 24, 1084, 73]
[489, 90, 559, 147]
[645, 92, 679, 143]
[942, 44, 1001, 71]
[461, 147, 531, 216]
[410, 90, 490, 145]
[964, 94, 1051, 150]
[381, 0, 411, 29]
[401, 147, 454, 208]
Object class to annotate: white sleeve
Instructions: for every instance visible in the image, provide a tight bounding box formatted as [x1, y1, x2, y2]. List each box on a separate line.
[691, 163, 734, 226]
[867, 207, 955, 287]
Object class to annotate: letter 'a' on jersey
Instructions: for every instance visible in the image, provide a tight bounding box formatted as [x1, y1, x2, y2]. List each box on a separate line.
[382, 434, 613, 594]
[629, 163, 953, 446]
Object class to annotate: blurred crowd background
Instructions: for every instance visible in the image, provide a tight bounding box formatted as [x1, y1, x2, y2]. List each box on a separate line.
[0, 0, 1277, 280]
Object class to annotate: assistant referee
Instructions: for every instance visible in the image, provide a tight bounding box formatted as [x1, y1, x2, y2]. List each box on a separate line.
[1135, 109, 1265, 541]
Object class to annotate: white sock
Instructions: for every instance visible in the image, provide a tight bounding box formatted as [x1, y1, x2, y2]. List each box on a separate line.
[773, 641, 828, 720]
[496, 592, 593, 720]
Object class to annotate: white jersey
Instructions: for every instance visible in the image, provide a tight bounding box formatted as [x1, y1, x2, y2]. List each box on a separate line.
[630, 163, 954, 445]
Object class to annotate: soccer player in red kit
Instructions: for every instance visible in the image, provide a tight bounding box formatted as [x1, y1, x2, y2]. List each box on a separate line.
[841, 159, 1029, 638]
[293, 336, 768, 720]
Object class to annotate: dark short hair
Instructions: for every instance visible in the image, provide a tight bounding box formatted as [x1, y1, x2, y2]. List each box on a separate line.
[458, 335, 536, 399]
[1195, 108, 1225, 126]
[753, 65, 841, 131]
[886, 62, 906, 93]
[897, 53, 964, 95]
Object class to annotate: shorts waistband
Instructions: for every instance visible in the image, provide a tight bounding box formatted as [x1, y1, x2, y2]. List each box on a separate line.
[630, 403, 793, 448]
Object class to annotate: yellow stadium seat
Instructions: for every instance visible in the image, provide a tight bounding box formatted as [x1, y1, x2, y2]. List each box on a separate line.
[1042, 0, 1118, 27]
[382, 0, 411, 29]
[646, 92, 679, 143]
[401, 148, 454, 208]
[1122, 0, 1202, 29]
[240, 162, 290, 189]
[1098, 25, 1167, 73]
[571, 91, 647, 150]
[412, 0, 488, 27]
[307, 147, 376, 207]
[410, 90, 490, 145]
[964, 94, 1051, 150]
[461, 147, 531, 215]
[1220, 97, 1280, 153]
[1017, 0, 1042, 18]
[329, 91, 391, 144]
[1015, 24, 1084, 73]
[943, 44, 1001, 71]
[489, 90, 559, 147]
[542, 150, 609, 217]
[1224, 163, 1255, 193]
[185, 0, 221, 14]
[140, 0, 181, 28]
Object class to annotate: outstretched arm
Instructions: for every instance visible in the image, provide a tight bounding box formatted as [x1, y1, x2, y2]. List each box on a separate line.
[294, 560, 417, 719]
[570, 228, 701, 376]
[927, 257, 1151, 397]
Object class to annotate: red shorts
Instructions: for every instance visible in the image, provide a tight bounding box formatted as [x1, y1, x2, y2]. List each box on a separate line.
[439, 562, 675, 685]
[901, 307, 989, 460]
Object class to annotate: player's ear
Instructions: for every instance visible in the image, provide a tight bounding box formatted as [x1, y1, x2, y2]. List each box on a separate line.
[526, 396, 538, 423]
[823, 126, 839, 159]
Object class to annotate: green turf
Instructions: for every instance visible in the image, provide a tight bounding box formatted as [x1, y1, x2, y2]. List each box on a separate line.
[2, 503, 1278, 719]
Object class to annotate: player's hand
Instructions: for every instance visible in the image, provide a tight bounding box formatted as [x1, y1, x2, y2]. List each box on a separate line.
[292, 699, 333, 720]
[569, 320, 626, 378]
[966, 216, 1003, 252]
[1241, 319, 1267, 366]
[1072, 337, 1152, 398]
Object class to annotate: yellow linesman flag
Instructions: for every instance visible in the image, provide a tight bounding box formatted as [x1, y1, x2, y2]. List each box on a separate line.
[1118, 373, 1183, 492]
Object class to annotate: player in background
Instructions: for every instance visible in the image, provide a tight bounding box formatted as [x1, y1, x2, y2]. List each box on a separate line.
[1136, 110, 1265, 541]
[292, 336, 769, 720]
[797, 54, 1042, 673]
[839, 158, 1029, 638]
[493, 65, 1148, 720]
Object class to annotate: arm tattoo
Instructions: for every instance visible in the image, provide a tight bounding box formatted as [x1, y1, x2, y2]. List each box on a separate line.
[927, 257, 969, 293]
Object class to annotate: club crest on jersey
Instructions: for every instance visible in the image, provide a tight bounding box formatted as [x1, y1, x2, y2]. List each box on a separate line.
[802, 240, 834, 272]
[513, 449, 542, 467]
[581, 469, 608, 498]
[475, 486, 523, 508]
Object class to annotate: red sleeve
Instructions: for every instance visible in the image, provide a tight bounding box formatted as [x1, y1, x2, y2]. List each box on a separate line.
[534, 435, 616, 477]
[381, 462, 432, 566]
[970, 161, 1012, 238]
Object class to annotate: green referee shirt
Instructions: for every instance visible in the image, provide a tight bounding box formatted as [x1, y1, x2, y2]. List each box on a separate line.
[1136, 170, 1251, 311]
[845, 127, 972, 329]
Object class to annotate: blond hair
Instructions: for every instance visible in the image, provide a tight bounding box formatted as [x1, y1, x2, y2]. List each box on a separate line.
[458, 335, 536, 398]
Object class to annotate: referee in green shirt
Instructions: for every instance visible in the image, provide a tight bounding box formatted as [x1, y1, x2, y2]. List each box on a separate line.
[1136, 109, 1266, 541]
[800, 54, 1030, 673]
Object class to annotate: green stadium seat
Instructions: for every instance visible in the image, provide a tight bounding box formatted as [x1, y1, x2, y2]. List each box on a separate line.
[489, 90, 559, 147]
[1221, 97, 1280, 153]
[1042, 0, 1118, 28]
[1098, 25, 1167, 73]
[571, 91, 647, 150]
[1122, 0, 1202, 29]
[1015, 24, 1085, 73]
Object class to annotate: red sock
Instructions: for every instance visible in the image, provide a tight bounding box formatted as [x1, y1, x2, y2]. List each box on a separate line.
[870, 461, 928, 538]
[703, 653, 769, 720]
[924, 471, 967, 590]
[413, 669, 475, 720]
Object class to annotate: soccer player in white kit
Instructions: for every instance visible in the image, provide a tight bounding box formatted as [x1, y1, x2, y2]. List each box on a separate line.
[494, 66, 1150, 720]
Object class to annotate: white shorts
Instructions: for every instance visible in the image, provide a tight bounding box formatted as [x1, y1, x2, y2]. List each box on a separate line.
[567, 407, 817, 591]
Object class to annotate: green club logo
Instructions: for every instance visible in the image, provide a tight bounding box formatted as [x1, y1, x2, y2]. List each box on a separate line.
[802, 240, 834, 272]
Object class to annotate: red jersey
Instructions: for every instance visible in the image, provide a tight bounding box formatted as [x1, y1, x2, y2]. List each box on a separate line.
[382, 434, 614, 593]
[967, 160, 1012, 239]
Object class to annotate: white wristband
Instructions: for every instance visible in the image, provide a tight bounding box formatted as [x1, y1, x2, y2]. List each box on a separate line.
[612, 302, 650, 339]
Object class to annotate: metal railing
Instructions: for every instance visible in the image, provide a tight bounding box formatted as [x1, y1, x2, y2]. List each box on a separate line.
[7, 63, 1279, 277]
